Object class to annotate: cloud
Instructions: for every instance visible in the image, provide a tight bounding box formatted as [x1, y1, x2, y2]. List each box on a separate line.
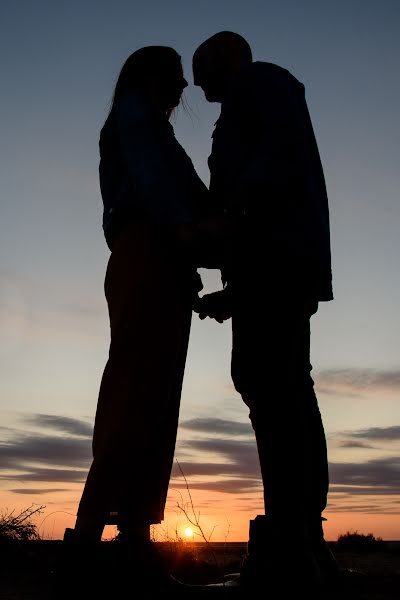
[338, 440, 376, 449]
[9, 488, 76, 495]
[334, 425, 400, 449]
[169, 478, 261, 494]
[0, 414, 92, 486]
[0, 412, 399, 513]
[180, 418, 253, 437]
[326, 498, 400, 515]
[1, 467, 89, 484]
[329, 456, 400, 494]
[347, 426, 400, 441]
[0, 434, 91, 469]
[21, 414, 93, 438]
[315, 368, 400, 396]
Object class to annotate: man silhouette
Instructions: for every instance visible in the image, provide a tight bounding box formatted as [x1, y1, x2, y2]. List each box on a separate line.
[192, 31, 338, 592]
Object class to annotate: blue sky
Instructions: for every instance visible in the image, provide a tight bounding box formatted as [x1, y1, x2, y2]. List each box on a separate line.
[0, 0, 399, 541]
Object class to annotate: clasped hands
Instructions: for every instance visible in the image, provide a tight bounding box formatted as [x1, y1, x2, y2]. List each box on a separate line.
[192, 286, 232, 323]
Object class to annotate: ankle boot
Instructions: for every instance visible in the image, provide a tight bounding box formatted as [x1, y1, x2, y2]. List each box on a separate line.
[238, 515, 323, 592]
[309, 517, 341, 585]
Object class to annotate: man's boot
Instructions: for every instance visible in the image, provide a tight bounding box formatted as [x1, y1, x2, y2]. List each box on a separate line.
[309, 517, 341, 587]
[237, 514, 323, 593]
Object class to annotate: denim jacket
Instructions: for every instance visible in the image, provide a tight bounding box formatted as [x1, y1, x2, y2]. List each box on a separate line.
[99, 91, 209, 250]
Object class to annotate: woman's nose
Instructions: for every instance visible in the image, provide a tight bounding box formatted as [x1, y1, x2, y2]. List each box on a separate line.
[182, 77, 188, 89]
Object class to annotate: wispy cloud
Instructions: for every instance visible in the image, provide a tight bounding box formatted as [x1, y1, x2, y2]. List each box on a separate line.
[180, 418, 253, 437]
[334, 425, 400, 449]
[315, 368, 400, 396]
[0, 435, 91, 471]
[0, 414, 92, 488]
[0, 413, 399, 513]
[22, 414, 93, 438]
[348, 426, 400, 441]
[329, 456, 400, 494]
[338, 440, 376, 449]
[9, 488, 68, 495]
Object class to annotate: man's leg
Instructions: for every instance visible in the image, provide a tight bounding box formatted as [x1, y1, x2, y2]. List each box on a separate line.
[230, 298, 333, 588]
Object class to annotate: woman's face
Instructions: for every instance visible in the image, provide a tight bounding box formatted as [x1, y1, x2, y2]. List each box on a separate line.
[159, 61, 188, 111]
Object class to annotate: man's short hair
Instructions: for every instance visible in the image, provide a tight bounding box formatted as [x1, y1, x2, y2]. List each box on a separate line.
[194, 31, 253, 64]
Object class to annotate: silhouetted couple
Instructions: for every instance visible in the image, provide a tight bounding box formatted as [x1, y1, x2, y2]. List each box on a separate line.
[56, 31, 338, 598]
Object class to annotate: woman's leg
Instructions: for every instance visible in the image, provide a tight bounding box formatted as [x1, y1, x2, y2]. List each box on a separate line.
[75, 223, 192, 537]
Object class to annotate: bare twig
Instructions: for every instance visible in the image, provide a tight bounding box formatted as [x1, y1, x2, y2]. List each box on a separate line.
[175, 460, 220, 574]
[0, 504, 45, 541]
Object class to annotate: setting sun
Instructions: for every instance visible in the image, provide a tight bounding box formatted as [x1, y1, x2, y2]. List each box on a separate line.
[184, 527, 194, 538]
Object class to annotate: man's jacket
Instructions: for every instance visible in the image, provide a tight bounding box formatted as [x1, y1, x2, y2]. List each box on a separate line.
[208, 61, 333, 302]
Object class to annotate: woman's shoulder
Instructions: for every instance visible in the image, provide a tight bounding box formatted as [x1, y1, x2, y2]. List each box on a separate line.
[112, 91, 150, 119]
[103, 93, 173, 144]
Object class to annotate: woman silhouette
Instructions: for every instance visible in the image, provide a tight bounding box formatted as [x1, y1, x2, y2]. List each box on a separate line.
[57, 46, 209, 596]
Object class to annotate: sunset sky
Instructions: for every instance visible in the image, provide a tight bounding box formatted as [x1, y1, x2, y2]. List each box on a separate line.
[1, 0, 400, 542]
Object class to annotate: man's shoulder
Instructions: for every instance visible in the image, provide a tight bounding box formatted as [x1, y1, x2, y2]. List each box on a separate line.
[221, 62, 306, 118]
[247, 61, 303, 89]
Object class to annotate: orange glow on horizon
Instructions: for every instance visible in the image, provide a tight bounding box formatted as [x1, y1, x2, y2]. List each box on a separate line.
[3, 489, 400, 543]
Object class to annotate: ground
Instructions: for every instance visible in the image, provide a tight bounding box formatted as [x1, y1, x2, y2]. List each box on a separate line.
[1, 540, 399, 599]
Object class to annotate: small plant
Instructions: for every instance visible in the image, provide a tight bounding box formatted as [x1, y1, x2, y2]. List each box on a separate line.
[172, 460, 237, 585]
[175, 460, 218, 549]
[336, 530, 384, 552]
[0, 504, 44, 542]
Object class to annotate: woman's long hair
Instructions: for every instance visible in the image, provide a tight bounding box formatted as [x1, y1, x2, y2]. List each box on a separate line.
[109, 46, 183, 119]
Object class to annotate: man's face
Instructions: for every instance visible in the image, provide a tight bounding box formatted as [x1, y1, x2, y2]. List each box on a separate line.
[192, 55, 224, 103]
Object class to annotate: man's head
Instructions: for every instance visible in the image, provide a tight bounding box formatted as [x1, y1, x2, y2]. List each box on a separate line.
[193, 31, 252, 102]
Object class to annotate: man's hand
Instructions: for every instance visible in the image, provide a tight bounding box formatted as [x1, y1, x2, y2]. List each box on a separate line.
[192, 288, 232, 323]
